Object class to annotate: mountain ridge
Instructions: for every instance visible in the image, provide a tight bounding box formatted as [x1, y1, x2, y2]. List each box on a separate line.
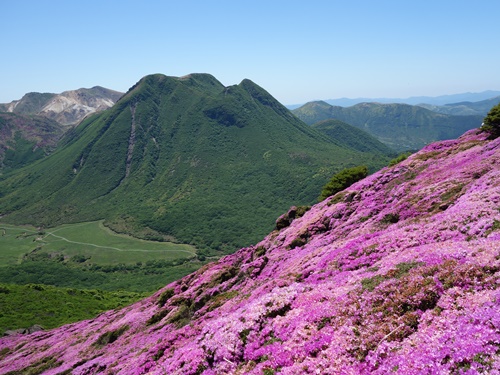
[286, 90, 500, 108]
[418, 95, 500, 116]
[0, 73, 389, 251]
[311, 119, 395, 156]
[1, 128, 498, 373]
[292, 100, 483, 151]
[0, 86, 123, 125]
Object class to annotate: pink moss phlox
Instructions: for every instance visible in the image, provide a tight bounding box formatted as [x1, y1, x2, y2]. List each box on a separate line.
[1, 128, 500, 374]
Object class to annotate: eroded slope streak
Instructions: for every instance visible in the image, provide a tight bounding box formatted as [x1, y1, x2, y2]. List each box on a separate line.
[1, 129, 500, 374]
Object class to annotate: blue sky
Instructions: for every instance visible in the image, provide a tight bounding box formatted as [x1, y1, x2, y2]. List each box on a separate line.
[2, 0, 499, 105]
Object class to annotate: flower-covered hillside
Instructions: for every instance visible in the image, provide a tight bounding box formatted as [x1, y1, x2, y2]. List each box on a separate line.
[1, 129, 500, 374]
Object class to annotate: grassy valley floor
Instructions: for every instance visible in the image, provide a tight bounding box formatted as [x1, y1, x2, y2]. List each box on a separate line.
[0, 221, 205, 333]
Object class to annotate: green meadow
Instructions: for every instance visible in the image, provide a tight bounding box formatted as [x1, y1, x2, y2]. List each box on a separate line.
[0, 220, 196, 266]
[0, 220, 204, 293]
[0, 221, 203, 333]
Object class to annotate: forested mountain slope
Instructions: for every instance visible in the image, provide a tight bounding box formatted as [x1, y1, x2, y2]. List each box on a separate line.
[293, 100, 483, 151]
[0, 74, 389, 251]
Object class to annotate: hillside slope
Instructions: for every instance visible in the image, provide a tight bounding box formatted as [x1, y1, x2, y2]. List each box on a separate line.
[0, 74, 388, 251]
[1, 128, 499, 374]
[0, 112, 64, 172]
[312, 119, 395, 156]
[293, 101, 483, 151]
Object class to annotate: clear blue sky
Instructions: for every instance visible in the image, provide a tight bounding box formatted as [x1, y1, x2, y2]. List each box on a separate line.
[2, 0, 499, 105]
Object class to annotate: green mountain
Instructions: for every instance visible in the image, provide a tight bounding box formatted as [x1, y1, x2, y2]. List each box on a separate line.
[0, 112, 64, 173]
[418, 96, 500, 116]
[0, 73, 390, 252]
[311, 119, 395, 156]
[293, 101, 483, 151]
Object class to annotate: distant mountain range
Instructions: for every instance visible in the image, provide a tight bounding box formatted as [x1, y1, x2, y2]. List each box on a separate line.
[418, 95, 500, 116]
[292, 101, 484, 151]
[0, 86, 123, 125]
[0, 73, 391, 251]
[287, 90, 500, 108]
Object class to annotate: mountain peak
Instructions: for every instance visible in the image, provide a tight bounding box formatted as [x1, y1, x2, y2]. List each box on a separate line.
[0, 86, 123, 126]
[0, 72, 385, 251]
[2, 128, 499, 373]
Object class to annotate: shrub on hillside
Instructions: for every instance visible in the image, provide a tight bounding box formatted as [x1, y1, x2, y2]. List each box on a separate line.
[481, 103, 500, 139]
[388, 152, 412, 167]
[318, 165, 368, 201]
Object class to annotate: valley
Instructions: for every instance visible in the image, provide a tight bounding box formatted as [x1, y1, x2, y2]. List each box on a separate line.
[0, 221, 201, 292]
[0, 221, 196, 266]
[292, 100, 485, 151]
[0, 221, 202, 334]
[1, 74, 499, 373]
[1, 125, 499, 373]
[0, 73, 392, 254]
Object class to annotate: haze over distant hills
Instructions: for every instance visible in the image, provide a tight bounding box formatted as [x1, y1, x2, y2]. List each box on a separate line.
[292, 101, 483, 151]
[287, 90, 500, 109]
[418, 95, 500, 116]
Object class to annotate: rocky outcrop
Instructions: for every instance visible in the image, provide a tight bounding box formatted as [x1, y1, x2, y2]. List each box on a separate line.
[0, 86, 123, 126]
[3, 324, 44, 337]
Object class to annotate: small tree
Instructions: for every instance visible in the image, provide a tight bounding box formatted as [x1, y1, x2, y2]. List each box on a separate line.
[318, 165, 368, 201]
[481, 103, 500, 139]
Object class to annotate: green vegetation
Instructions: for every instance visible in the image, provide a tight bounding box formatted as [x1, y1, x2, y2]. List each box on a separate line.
[0, 74, 390, 252]
[388, 152, 412, 167]
[0, 283, 145, 335]
[312, 119, 395, 156]
[2, 355, 62, 375]
[0, 113, 63, 173]
[94, 325, 130, 348]
[275, 205, 311, 230]
[157, 288, 175, 307]
[0, 254, 202, 292]
[481, 103, 500, 138]
[361, 261, 424, 291]
[381, 213, 400, 224]
[319, 165, 368, 201]
[293, 101, 483, 152]
[0, 221, 201, 292]
[0, 221, 195, 265]
[0, 221, 202, 333]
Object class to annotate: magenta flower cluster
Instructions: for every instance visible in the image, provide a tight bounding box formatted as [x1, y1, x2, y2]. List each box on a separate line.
[1, 129, 500, 374]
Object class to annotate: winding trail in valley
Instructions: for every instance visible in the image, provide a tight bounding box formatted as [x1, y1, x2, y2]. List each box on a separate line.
[0, 223, 196, 256]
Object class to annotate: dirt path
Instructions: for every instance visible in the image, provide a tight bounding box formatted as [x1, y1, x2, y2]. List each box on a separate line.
[45, 231, 196, 255]
[0, 223, 196, 256]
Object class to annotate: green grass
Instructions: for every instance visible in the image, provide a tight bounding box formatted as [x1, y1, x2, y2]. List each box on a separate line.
[0, 223, 42, 266]
[0, 221, 196, 266]
[0, 221, 202, 292]
[0, 283, 146, 335]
